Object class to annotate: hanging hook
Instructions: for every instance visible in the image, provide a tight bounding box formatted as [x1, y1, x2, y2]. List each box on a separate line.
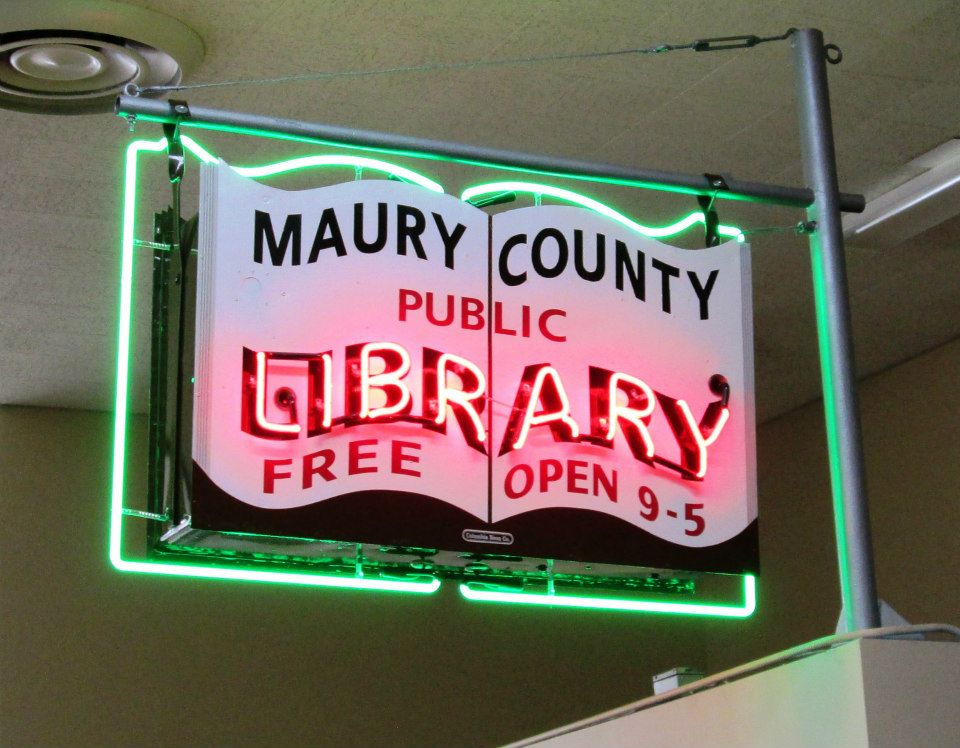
[698, 173, 728, 247]
[162, 122, 184, 184]
[161, 100, 190, 184]
[824, 43, 843, 65]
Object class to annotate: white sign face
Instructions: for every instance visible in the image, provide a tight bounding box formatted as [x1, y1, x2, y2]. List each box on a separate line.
[192, 162, 757, 573]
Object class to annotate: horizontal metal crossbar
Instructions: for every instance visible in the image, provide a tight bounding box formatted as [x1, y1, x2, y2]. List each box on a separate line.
[116, 96, 865, 213]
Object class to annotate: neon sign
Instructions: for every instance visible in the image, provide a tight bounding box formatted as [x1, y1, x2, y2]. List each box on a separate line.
[110, 135, 757, 615]
[187, 160, 757, 576]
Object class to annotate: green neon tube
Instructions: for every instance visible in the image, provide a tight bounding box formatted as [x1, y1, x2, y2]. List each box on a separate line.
[110, 138, 167, 565]
[109, 137, 439, 594]
[460, 181, 743, 241]
[233, 154, 445, 193]
[179, 133, 444, 192]
[180, 134, 218, 163]
[114, 556, 441, 593]
[129, 115, 783, 203]
[459, 574, 756, 617]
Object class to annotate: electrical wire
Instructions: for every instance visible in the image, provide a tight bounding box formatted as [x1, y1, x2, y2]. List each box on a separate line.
[135, 30, 797, 96]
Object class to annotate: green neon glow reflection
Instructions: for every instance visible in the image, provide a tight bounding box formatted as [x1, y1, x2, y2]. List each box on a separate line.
[234, 154, 444, 193]
[109, 137, 439, 594]
[810, 237, 854, 629]
[459, 574, 756, 617]
[461, 181, 743, 241]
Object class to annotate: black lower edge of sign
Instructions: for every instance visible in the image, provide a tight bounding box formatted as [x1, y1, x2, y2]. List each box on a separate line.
[190, 463, 758, 575]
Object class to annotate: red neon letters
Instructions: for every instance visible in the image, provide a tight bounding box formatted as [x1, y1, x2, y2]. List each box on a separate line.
[422, 349, 487, 451]
[499, 365, 579, 454]
[241, 342, 730, 480]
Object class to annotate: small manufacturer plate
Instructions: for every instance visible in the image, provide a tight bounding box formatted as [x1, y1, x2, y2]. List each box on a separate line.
[462, 529, 514, 545]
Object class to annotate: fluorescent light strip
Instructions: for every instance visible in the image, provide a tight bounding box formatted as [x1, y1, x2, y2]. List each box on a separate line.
[233, 154, 445, 193]
[854, 173, 960, 235]
[459, 574, 756, 618]
[109, 137, 439, 595]
[460, 181, 743, 241]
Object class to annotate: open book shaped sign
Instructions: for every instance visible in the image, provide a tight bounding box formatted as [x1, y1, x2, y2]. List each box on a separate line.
[190, 161, 757, 577]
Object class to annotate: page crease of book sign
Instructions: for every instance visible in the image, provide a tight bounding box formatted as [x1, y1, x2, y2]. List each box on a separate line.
[191, 161, 758, 575]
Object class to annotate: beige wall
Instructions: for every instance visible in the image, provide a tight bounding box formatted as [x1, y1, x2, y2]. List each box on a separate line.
[704, 337, 960, 675]
[2, 339, 958, 747]
[530, 640, 960, 748]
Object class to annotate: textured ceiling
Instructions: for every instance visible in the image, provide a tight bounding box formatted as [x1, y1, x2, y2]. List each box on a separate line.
[1, 0, 958, 422]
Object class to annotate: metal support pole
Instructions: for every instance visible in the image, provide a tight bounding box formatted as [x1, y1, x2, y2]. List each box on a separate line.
[115, 95, 865, 213]
[792, 28, 880, 630]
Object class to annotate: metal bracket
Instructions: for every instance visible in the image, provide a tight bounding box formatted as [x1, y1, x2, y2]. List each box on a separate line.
[468, 191, 517, 209]
[157, 99, 195, 538]
[698, 174, 729, 247]
[161, 99, 190, 184]
[697, 194, 720, 247]
[121, 507, 170, 522]
[355, 544, 365, 577]
[162, 122, 184, 184]
[704, 173, 729, 193]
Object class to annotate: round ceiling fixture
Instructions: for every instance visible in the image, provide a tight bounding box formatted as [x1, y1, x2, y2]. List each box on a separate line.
[1, 0, 203, 114]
